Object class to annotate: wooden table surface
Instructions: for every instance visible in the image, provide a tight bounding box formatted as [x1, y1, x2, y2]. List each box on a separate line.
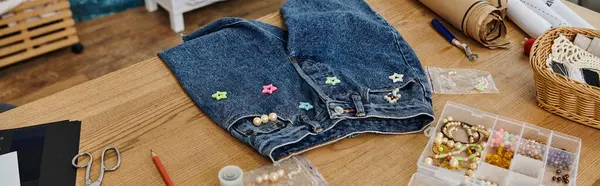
[1, 0, 599, 185]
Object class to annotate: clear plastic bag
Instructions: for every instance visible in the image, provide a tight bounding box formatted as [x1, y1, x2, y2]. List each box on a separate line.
[242, 156, 328, 186]
[426, 66, 499, 94]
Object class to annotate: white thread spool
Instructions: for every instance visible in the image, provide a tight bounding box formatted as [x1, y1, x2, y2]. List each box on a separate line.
[218, 165, 243, 186]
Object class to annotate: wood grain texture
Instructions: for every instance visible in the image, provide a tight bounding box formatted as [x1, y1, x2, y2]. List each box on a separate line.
[0, 0, 599, 185]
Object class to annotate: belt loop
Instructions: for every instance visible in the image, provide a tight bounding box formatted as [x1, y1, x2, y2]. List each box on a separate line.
[352, 95, 366, 117]
[298, 115, 323, 133]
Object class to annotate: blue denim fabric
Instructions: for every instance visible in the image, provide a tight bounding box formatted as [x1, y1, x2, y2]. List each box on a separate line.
[158, 0, 434, 162]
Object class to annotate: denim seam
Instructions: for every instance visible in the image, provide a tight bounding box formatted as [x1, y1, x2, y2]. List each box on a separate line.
[225, 114, 295, 134]
[246, 21, 287, 43]
[270, 121, 433, 163]
[335, 112, 435, 120]
[189, 20, 287, 43]
[184, 20, 246, 41]
[328, 100, 426, 109]
[291, 62, 332, 101]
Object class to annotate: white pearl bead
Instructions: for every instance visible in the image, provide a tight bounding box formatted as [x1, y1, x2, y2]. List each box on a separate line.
[455, 142, 462, 149]
[443, 119, 448, 123]
[276, 169, 285, 177]
[255, 176, 264, 184]
[262, 174, 269, 181]
[447, 141, 455, 148]
[268, 172, 279, 182]
[260, 115, 269, 123]
[268, 113, 278, 121]
[448, 116, 454, 121]
[466, 170, 474, 176]
[442, 138, 448, 143]
[450, 158, 459, 168]
[253, 117, 262, 126]
[434, 137, 443, 145]
[436, 132, 443, 138]
[424, 157, 433, 165]
[469, 163, 477, 169]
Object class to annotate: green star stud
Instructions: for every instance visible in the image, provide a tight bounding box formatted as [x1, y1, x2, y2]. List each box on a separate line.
[325, 76, 341, 85]
[211, 91, 228, 100]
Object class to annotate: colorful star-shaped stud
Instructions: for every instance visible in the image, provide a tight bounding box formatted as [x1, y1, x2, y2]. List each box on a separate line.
[389, 73, 404, 83]
[325, 77, 341, 85]
[211, 91, 227, 100]
[298, 102, 314, 111]
[262, 84, 278, 94]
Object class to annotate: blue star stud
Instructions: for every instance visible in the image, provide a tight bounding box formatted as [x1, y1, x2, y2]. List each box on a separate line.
[298, 102, 314, 111]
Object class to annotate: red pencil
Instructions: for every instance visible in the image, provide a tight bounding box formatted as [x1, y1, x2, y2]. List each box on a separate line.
[151, 150, 175, 186]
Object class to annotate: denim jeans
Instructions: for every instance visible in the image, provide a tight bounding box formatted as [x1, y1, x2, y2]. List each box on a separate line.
[159, 0, 434, 162]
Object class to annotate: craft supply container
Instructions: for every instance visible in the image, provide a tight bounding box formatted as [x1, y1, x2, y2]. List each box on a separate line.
[530, 27, 600, 128]
[409, 102, 581, 186]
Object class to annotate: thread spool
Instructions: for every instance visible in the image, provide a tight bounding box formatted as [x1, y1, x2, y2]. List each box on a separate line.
[218, 165, 243, 186]
[524, 38, 536, 55]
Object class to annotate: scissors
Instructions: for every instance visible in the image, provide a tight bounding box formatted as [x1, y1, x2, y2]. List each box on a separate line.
[72, 146, 121, 186]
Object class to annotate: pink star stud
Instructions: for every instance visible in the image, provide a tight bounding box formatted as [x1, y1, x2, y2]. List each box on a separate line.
[262, 84, 278, 94]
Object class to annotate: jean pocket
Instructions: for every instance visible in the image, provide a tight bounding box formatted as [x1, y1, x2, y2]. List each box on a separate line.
[232, 117, 286, 137]
[368, 78, 423, 105]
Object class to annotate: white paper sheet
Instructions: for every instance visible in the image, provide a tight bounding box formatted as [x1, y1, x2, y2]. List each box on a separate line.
[519, 0, 570, 28]
[508, 0, 552, 37]
[0, 152, 21, 186]
[542, 0, 595, 29]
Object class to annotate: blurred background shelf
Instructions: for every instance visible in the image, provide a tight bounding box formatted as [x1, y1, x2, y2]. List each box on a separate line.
[0, 0, 81, 68]
[145, 0, 224, 32]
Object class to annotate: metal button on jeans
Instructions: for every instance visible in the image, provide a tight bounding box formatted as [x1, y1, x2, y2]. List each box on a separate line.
[333, 106, 344, 114]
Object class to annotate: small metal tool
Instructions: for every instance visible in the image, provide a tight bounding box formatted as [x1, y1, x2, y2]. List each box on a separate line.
[72, 146, 121, 186]
[431, 19, 479, 61]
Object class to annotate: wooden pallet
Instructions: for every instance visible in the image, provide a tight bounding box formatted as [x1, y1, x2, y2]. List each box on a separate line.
[0, 0, 79, 68]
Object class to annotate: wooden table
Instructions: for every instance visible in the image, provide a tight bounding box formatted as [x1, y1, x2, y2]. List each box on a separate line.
[1, 0, 599, 185]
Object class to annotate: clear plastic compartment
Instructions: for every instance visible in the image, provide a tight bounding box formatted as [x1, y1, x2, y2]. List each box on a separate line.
[542, 132, 581, 186]
[417, 102, 496, 185]
[411, 102, 581, 186]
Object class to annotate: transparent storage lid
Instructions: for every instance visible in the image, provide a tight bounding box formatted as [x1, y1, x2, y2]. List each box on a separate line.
[414, 102, 581, 186]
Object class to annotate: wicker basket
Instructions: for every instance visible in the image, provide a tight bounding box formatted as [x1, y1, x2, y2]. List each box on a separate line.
[0, 0, 80, 68]
[530, 27, 600, 128]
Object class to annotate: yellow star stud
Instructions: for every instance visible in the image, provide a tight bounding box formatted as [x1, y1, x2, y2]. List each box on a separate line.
[211, 91, 227, 100]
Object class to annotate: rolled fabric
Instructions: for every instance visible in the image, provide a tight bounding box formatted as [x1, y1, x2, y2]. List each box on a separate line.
[519, 0, 570, 28]
[507, 0, 552, 37]
[541, 0, 594, 29]
[418, 0, 510, 49]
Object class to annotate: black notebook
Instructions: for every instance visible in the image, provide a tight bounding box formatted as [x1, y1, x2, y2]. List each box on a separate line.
[0, 120, 81, 186]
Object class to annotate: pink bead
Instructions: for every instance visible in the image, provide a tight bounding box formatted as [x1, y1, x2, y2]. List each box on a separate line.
[495, 131, 502, 137]
[498, 128, 504, 133]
